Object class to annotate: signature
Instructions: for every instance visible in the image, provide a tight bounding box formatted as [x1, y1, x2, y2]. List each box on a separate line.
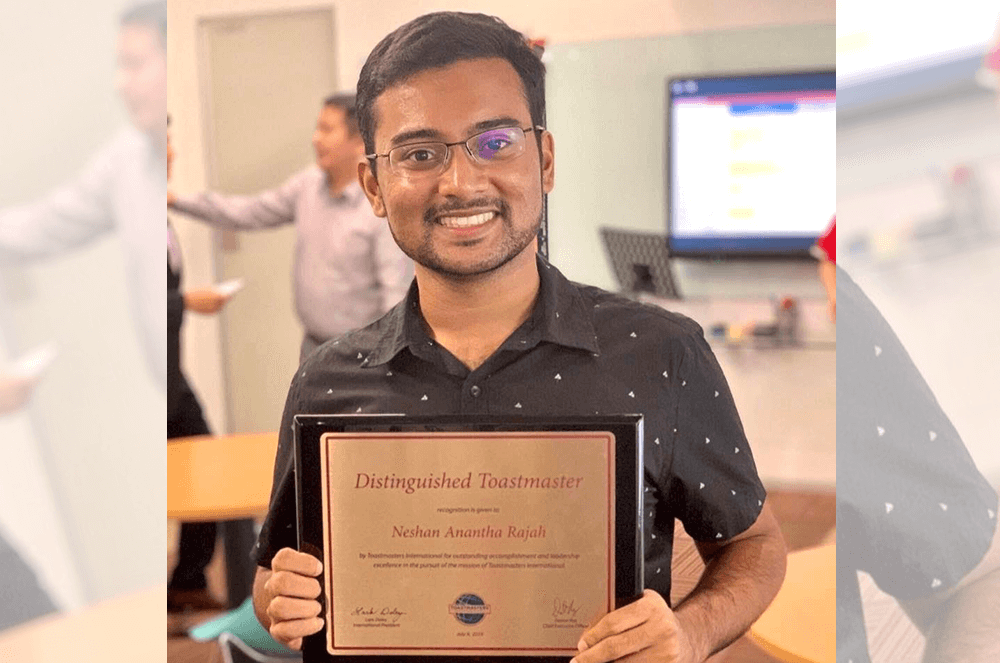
[351, 606, 407, 623]
[552, 598, 580, 620]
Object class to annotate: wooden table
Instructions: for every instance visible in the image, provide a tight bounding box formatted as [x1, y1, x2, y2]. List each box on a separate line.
[168, 432, 278, 521]
[168, 432, 279, 607]
[0, 585, 164, 661]
[749, 544, 836, 663]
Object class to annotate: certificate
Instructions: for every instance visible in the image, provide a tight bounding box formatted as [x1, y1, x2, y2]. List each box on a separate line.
[294, 415, 643, 662]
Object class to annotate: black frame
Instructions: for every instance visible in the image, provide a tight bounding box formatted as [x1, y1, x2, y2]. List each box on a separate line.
[294, 414, 644, 663]
[665, 69, 836, 260]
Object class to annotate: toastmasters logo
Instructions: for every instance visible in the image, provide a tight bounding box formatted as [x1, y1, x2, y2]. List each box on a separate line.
[449, 593, 491, 625]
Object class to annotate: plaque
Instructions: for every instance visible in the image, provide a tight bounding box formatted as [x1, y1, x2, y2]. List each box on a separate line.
[294, 415, 644, 662]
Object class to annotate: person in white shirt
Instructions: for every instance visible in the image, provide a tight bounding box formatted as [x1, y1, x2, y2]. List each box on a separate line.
[169, 94, 413, 363]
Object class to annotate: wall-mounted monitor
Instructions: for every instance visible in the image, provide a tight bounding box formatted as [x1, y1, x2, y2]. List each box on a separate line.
[667, 71, 835, 258]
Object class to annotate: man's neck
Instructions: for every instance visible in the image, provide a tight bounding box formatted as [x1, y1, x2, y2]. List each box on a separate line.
[325, 166, 357, 197]
[417, 249, 541, 371]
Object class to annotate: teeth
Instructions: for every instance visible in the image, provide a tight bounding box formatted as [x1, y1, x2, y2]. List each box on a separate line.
[439, 212, 495, 228]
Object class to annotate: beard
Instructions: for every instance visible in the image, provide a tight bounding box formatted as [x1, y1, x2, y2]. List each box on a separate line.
[388, 196, 542, 281]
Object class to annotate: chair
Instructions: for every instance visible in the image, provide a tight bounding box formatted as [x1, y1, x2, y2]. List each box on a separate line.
[219, 632, 302, 663]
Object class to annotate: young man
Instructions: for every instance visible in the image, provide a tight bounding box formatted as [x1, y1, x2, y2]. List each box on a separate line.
[252, 13, 787, 661]
[168, 94, 413, 363]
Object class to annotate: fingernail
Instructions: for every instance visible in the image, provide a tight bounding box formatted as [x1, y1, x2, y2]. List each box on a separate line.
[577, 639, 588, 652]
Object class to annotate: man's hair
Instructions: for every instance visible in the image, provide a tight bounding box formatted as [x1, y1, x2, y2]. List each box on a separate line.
[356, 12, 545, 156]
[323, 93, 360, 136]
[121, 1, 167, 48]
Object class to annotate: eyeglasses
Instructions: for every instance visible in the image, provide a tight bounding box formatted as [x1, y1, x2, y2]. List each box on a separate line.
[367, 126, 544, 177]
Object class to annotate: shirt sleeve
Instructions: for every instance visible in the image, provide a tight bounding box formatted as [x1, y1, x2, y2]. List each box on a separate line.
[837, 265, 997, 601]
[170, 169, 306, 231]
[0, 141, 116, 258]
[663, 331, 767, 543]
[254, 368, 307, 568]
[372, 218, 414, 314]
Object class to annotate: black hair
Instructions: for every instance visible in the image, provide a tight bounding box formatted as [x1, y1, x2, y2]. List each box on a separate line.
[120, 0, 167, 49]
[356, 12, 545, 157]
[323, 93, 360, 136]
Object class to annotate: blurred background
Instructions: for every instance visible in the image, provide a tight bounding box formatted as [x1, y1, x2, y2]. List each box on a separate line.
[837, 2, 1000, 661]
[0, 0, 165, 619]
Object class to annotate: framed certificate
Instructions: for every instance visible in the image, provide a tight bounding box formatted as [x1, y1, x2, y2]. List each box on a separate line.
[294, 415, 644, 662]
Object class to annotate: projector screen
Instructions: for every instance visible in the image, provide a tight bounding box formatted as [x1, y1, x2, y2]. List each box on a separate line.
[667, 71, 836, 258]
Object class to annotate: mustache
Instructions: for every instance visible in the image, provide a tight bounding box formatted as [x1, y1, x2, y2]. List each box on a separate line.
[424, 198, 510, 224]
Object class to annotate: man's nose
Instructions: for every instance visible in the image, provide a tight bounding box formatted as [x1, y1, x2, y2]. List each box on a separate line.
[437, 146, 488, 197]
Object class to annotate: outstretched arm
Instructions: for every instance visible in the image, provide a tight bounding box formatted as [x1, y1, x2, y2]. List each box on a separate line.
[168, 170, 305, 231]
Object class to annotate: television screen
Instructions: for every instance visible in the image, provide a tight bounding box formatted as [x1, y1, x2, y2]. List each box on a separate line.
[667, 71, 835, 258]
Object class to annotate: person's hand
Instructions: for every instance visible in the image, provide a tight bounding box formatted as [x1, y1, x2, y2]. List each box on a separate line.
[167, 189, 176, 206]
[571, 590, 698, 663]
[263, 548, 324, 650]
[0, 374, 35, 414]
[183, 288, 230, 314]
[828, 296, 836, 323]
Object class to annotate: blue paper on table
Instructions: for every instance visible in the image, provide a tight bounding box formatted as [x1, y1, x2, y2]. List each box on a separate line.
[188, 596, 296, 655]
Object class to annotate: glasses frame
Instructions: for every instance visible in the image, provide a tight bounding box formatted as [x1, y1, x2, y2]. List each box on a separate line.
[366, 125, 545, 176]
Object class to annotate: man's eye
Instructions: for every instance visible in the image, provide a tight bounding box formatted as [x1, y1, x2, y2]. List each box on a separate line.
[400, 147, 439, 163]
[484, 138, 511, 151]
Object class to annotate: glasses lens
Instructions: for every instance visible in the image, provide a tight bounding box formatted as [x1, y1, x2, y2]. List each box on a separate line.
[472, 128, 523, 161]
[391, 143, 448, 171]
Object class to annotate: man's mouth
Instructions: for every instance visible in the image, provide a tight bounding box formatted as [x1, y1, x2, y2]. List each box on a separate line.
[436, 211, 498, 229]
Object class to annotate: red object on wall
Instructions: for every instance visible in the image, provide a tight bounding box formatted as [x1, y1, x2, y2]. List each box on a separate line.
[815, 217, 836, 263]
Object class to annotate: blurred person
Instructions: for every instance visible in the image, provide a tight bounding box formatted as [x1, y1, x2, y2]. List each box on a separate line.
[253, 12, 787, 657]
[167, 124, 230, 613]
[0, 530, 57, 631]
[0, 380, 57, 631]
[836, 249, 1000, 662]
[168, 94, 414, 364]
[0, 0, 167, 389]
[0, 0, 168, 625]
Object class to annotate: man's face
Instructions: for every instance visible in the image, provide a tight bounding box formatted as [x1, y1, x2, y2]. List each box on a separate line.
[360, 58, 554, 279]
[313, 105, 362, 174]
[115, 23, 167, 134]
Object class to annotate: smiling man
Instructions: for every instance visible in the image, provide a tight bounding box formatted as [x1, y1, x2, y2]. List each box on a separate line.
[252, 12, 786, 661]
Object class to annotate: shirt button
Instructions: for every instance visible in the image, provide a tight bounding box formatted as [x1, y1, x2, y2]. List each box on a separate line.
[470, 385, 482, 397]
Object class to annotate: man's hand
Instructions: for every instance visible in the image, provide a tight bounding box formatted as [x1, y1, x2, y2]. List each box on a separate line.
[183, 288, 230, 314]
[572, 590, 699, 663]
[0, 374, 34, 414]
[259, 548, 325, 650]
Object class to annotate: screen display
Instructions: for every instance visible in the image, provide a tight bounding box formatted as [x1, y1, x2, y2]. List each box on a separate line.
[667, 72, 835, 257]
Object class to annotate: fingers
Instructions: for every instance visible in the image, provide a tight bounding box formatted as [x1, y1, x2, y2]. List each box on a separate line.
[265, 549, 325, 649]
[272, 548, 323, 576]
[268, 612, 324, 650]
[577, 590, 662, 652]
[572, 591, 672, 663]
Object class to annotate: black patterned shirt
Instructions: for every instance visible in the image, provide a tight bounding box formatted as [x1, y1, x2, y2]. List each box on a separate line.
[255, 255, 767, 602]
[837, 265, 998, 663]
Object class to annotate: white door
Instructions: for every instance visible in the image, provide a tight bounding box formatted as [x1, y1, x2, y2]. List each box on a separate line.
[198, 8, 337, 433]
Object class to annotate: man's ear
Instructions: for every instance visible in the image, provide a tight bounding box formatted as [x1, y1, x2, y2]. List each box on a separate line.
[359, 161, 387, 218]
[540, 130, 555, 194]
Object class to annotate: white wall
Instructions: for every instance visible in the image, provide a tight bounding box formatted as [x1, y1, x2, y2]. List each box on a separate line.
[168, 0, 836, 435]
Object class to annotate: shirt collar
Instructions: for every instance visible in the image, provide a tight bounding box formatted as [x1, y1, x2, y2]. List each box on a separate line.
[366, 254, 601, 367]
[324, 177, 366, 206]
